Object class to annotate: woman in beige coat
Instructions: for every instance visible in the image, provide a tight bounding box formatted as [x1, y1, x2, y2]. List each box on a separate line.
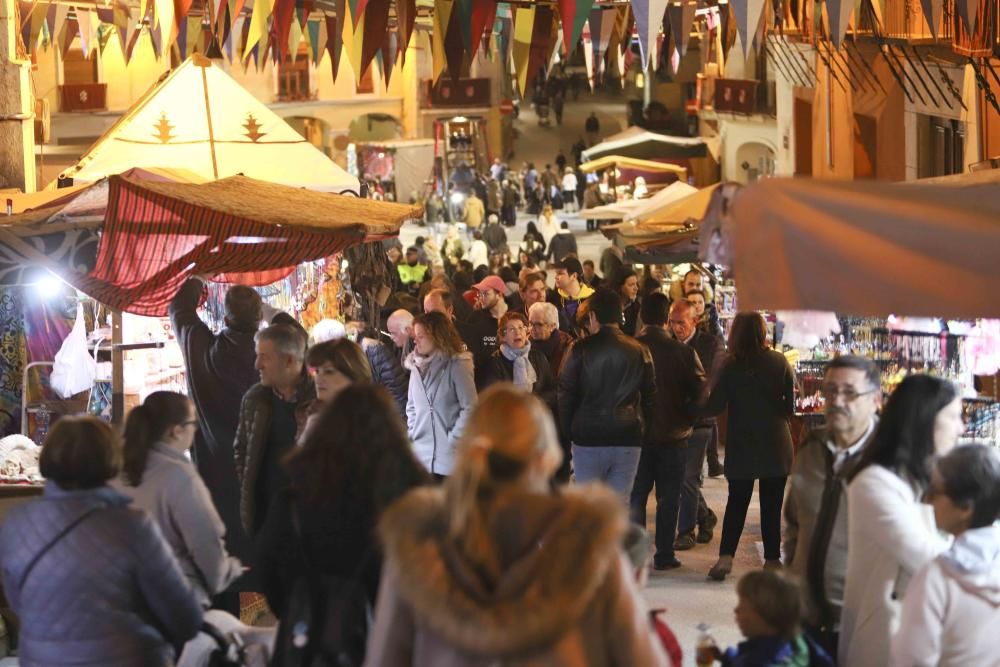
[365, 385, 667, 667]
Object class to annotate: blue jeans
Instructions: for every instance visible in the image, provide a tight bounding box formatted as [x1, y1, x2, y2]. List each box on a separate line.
[628, 444, 686, 563]
[572, 445, 642, 504]
[678, 426, 712, 536]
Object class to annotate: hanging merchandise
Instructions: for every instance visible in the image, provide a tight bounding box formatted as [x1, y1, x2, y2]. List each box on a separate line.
[50, 302, 97, 400]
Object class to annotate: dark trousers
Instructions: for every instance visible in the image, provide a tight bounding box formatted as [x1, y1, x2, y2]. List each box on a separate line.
[678, 426, 712, 535]
[629, 444, 686, 563]
[719, 476, 787, 560]
[804, 625, 839, 663]
[704, 421, 721, 470]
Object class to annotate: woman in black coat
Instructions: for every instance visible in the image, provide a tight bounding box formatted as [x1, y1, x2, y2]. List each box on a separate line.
[702, 312, 794, 581]
[255, 385, 429, 617]
[482, 311, 556, 412]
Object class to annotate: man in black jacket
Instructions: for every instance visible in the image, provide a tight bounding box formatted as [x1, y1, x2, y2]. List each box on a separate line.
[557, 288, 656, 503]
[170, 278, 261, 573]
[671, 298, 725, 550]
[545, 222, 578, 263]
[630, 293, 707, 569]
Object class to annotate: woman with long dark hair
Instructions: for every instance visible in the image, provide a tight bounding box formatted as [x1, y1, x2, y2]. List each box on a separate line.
[255, 384, 428, 622]
[610, 266, 641, 336]
[405, 311, 477, 477]
[114, 391, 243, 607]
[366, 386, 667, 666]
[839, 375, 961, 667]
[703, 312, 794, 582]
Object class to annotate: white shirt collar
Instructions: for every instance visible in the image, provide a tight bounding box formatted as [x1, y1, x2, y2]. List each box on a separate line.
[825, 418, 876, 472]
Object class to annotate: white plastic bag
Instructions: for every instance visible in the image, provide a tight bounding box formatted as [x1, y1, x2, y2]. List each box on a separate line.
[50, 302, 97, 399]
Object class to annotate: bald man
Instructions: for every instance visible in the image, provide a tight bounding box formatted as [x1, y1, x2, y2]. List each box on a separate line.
[387, 309, 414, 365]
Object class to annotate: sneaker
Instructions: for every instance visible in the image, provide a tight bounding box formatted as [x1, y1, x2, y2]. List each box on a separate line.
[707, 464, 724, 478]
[653, 556, 682, 571]
[674, 533, 697, 551]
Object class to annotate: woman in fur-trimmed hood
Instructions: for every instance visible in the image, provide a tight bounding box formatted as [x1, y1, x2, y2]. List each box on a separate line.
[365, 385, 667, 667]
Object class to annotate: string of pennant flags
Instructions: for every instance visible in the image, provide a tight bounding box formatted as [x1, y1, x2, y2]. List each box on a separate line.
[16, 0, 986, 95]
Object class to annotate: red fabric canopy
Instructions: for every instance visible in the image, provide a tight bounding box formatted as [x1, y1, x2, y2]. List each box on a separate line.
[73, 176, 411, 316]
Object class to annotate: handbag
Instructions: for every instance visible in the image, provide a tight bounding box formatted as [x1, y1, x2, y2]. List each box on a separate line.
[203, 621, 249, 667]
[271, 501, 373, 667]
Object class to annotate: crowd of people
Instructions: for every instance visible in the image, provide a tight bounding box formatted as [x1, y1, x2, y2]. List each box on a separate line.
[0, 223, 998, 667]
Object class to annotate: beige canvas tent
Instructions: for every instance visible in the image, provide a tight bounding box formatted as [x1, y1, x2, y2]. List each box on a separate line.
[720, 177, 1000, 318]
[61, 55, 360, 194]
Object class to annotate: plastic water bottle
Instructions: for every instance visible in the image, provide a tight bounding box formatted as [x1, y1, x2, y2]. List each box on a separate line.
[695, 622, 719, 666]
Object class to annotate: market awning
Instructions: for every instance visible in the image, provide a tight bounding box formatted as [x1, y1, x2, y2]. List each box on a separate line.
[626, 181, 700, 222]
[578, 155, 690, 180]
[584, 199, 644, 220]
[721, 177, 1000, 319]
[68, 175, 420, 316]
[582, 127, 707, 162]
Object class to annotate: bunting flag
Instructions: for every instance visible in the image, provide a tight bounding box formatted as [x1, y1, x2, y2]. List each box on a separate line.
[270, 0, 296, 61]
[826, 0, 853, 48]
[525, 6, 555, 91]
[59, 17, 79, 56]
[396, 0, 416, 62]
[468, 0, 497, 61]
[243, 0, 272, 60]
[443, 4, 466, 79]
[548, 20, 563, 72]
[359, 0, 390, 78]
[325, 13, 342, 81]
[512, 4, 535, 95]
[288, 15, 304, 57]
[176, 15, 189, 55]
[495, 13, 513, 65]
[453, 0, 474, 53]
[52, 4, 69, 50]
[631, 0, 668, 69]
[731, 0, 765, 58]
[380, 28, 399, 84]
[668, 1, 696, 56]
[348, 0, 368, 28]
[296, 0, 313, 27]
[955, 0, 978, 35]
[595, 6, 615, 65]
[718, 0, 733, 54]
[114, 3, 132, 56]
[343, 1, 365, 83]
[558, 0, 592, 56]
[431, 0, 454, 82]
[78, 10, 95, 56]
[307, 18, 321, 62]
[152, 0, 173, 56]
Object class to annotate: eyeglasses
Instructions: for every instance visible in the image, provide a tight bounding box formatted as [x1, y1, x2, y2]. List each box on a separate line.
[529, 321, 549, 328]
[820, 386, 877, 402]
[504, 325, 528, 334]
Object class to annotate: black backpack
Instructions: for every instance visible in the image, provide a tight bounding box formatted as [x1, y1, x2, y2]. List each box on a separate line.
[271, 505, 373, 667]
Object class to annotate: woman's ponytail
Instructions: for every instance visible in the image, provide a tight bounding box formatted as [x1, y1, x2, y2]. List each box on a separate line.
[121, 391, 191, 486]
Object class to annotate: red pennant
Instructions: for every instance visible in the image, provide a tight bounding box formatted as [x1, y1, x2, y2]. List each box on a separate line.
[271, 0, 297, 61]
[359, 0, 390, 77]
[61, 19, 79, 55]
[524, 5, 554, 92]
[468, 0, 497, 61]
[396, 0, 415, 62]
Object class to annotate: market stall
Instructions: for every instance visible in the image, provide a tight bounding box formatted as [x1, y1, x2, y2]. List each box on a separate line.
[578, 155, 689, 190]
[350, 139, 436, 203]
[581, 127, 716, 185]
[700, 175, 1000, 447]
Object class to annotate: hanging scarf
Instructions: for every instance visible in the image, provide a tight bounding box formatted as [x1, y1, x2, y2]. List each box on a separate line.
[500, 343, 537, 390]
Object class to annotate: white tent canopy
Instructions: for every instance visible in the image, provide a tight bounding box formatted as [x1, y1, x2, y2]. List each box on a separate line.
[582, 127, 706, 162]
[62, 55, 360, 194]
[626, 181, 699, 222]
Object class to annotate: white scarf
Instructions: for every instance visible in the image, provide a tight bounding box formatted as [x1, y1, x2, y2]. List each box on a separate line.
[500, 342, 537, 390]
[404, 349, 442, 374]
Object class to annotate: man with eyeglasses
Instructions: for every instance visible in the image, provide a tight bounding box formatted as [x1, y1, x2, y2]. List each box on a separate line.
[783, 355, 881, 660]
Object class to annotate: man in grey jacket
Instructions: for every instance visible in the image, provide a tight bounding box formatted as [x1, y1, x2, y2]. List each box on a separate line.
[783, 355, 881, 659]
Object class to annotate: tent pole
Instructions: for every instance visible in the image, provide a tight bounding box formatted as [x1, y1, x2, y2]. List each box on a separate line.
[200, 65, 220, 180]
[111, 309, 124, 425]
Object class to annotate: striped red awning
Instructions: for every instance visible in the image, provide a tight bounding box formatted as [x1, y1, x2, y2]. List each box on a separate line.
[72, 175, 415, 316]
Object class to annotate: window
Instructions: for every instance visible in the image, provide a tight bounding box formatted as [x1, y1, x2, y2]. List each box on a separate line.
[278, 46, 311, 101]
[918, 115, 965, 177]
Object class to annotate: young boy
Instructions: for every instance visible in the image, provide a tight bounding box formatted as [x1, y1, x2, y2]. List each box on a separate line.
[700, 570, 832, 666]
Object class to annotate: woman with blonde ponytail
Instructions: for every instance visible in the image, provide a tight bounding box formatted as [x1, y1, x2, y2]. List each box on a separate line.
[366, 384, 668, 667]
